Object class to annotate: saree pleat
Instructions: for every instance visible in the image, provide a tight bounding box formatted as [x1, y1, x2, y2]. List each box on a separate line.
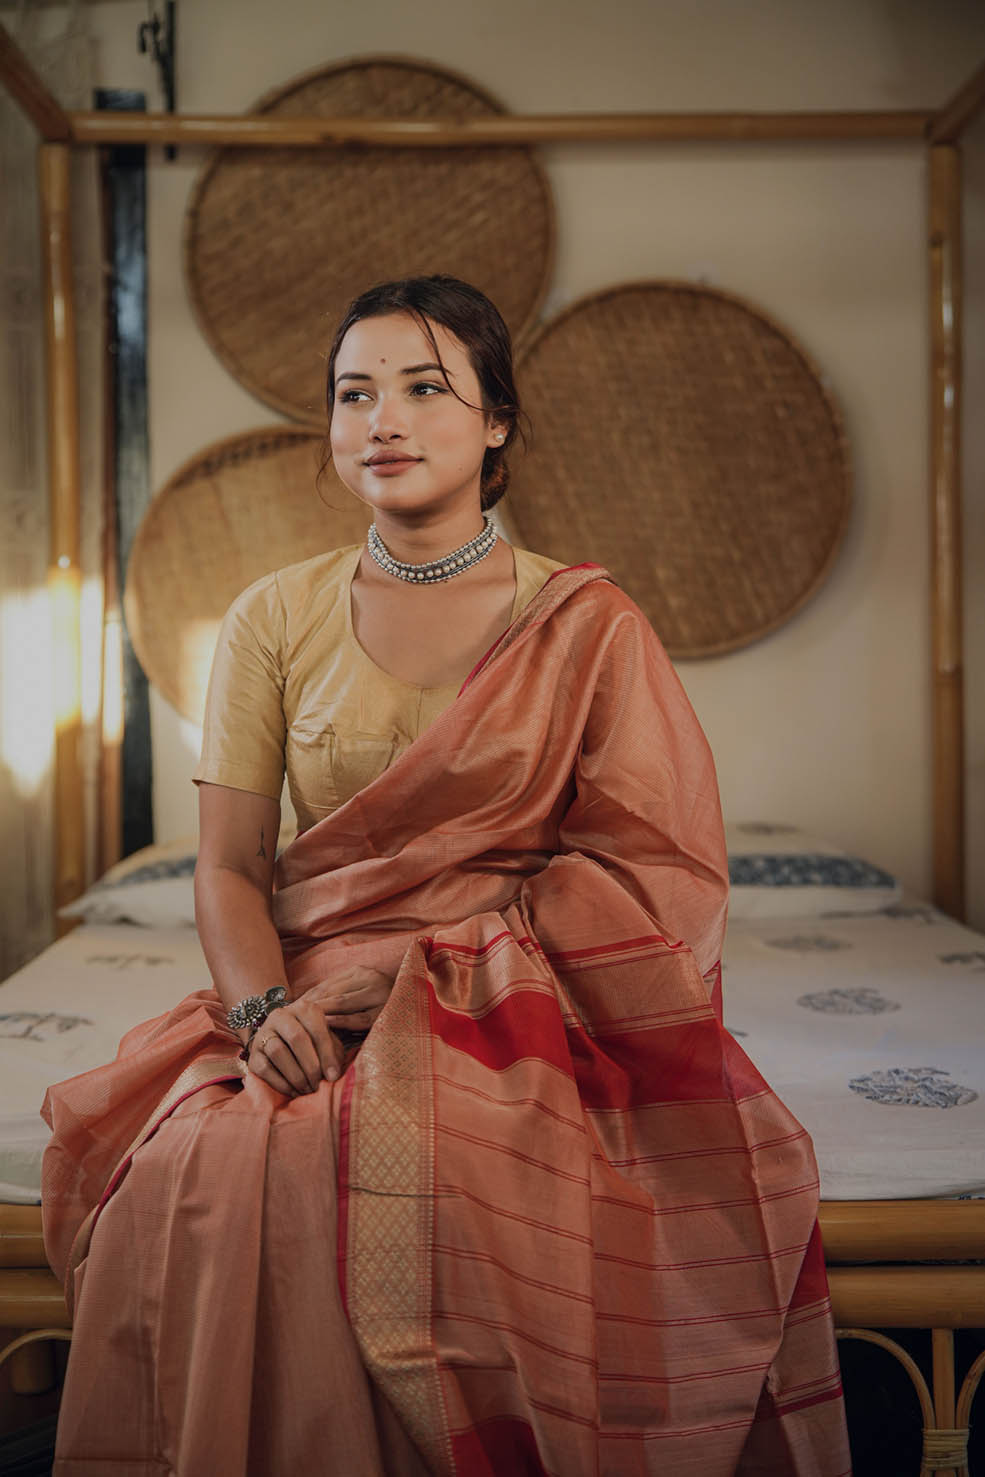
[42, 565, 850, 1474]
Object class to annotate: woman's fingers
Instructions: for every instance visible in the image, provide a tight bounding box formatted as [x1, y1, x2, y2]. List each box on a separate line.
[322, 1007, 382, 1032]
[252, 1017, 313, 1093]
[245, 981, 386, 1095]
[306, 968, 391, 1014]
[294, 1000, 345, 1081]
[251, 1004, 346, 1092]
[247, 1048, 298, 1097]
[278, 1010, 332, 1092]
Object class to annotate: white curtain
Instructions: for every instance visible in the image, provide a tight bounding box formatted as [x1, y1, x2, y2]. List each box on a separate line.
[0, 3, 104, 977]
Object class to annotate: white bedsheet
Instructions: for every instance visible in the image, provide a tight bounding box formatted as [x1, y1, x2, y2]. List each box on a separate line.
[0, 923, 210, 1202]
[2, 901, 984, 1204]
[723, 901, 985, 1199]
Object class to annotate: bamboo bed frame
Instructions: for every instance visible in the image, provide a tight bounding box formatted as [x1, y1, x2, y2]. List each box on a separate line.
[1, 23, 985, 1473]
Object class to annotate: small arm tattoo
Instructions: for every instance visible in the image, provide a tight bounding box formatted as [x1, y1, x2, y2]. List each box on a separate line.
[257, 826, 267, 859]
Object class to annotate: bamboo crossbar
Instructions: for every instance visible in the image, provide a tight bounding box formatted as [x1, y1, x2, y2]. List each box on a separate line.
[820, 1199, 985, 1263]
[828, 1267, 985, 1329]
[0, 24, 70, 140]
[7, 1195, 985, 1270]
[66, 108, 933, 148]
[4, 1262, 985, 1339]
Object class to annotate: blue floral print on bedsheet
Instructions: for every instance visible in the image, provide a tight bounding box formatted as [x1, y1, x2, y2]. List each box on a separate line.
[798, 988, 900, 1015]
[0, 1011, 93, 1042]
[849, 1067, 977, 1109]
[763, 934, 852, 953]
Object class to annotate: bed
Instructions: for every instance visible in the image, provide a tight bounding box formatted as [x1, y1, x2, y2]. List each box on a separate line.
[2, 22, 985, 1476]
[2, 822, 985, 1470]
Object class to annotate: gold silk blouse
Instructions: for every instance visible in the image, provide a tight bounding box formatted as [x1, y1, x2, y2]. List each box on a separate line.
[193, 543, 565, 832]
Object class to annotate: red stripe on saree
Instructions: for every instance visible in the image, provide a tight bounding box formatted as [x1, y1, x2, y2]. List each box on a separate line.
[429, 988, 576, 1076]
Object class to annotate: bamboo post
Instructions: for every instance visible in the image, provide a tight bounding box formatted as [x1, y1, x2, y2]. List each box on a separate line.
[928, 144, 965, 921]
[97, 152, 123, 877]
[40, 142, 86, 920]
[931, 1329, 958, 1477]
[928, 59, 985, 145]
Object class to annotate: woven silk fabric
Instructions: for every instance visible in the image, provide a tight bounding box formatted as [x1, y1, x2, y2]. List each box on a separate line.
[41, 565, 849, 1474]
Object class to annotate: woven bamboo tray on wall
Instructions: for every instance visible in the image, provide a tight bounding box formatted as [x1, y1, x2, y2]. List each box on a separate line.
[502, 280, 851, 658]
[123, 428, 369, 723]
[184, 55, 556, 426]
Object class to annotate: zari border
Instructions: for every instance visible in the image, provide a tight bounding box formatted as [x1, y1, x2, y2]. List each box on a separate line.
[342, 940, 452, 1474]
[62, 1054, 245, 1315]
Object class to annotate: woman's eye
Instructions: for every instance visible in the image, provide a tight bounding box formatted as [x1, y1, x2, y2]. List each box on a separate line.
[338, 389, 368, 403]
[410, 382, 445, 397]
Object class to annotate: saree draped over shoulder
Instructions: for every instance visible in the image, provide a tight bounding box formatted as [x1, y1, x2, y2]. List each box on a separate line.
[42, 565, 850, 1476]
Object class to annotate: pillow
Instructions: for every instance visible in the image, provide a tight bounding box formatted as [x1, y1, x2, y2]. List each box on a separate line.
[64, 820, 899, 928]
[725, 822, 902, 920]
[60, 813, 302, 929]
[59, 837, 199, 928]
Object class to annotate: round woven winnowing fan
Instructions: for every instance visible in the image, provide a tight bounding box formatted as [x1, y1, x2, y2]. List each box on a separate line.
[123, 427, 370, 722]
[502, 280, 851, 657]
[184, 55, 556, 425]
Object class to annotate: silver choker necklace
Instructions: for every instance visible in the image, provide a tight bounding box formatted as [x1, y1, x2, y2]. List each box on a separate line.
[367, 515, 497, 584]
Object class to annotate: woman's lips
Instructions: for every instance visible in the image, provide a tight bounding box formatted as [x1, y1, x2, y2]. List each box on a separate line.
[366, 458, 421, 476]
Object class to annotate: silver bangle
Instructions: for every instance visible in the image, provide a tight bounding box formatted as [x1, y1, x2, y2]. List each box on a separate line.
[226, 985, 287, 1034]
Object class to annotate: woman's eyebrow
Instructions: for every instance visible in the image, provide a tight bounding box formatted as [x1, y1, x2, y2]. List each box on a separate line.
[336, 362, 452, 383]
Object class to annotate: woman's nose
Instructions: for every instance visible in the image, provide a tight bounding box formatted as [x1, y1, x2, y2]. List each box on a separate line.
[368, 393, 408, 441]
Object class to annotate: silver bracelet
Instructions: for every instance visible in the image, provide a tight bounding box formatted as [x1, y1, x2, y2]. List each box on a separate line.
[226, 985, 287, 1034]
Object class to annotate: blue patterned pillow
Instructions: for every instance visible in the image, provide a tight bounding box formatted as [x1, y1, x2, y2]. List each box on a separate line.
[728, 854, 896, 890]
[59, 839, 199, 927]
[726, 823, 901, 920]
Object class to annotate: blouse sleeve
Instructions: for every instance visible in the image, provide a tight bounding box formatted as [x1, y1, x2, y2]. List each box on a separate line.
[192, 574, 287, 801]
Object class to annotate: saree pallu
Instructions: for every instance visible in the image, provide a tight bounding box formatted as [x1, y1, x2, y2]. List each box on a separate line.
[42, 565, 850, 1475]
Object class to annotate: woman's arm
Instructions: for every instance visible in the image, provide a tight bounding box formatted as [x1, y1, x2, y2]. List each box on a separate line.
[195, 782, 347, 1096]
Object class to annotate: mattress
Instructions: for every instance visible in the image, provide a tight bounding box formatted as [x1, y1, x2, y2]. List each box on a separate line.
[722, 901, 985, 1199]
[2, 896, 985, 1205]
[0, 922, 211, 1202]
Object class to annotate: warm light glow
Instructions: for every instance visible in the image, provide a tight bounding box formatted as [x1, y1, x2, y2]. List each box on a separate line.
[102, 609, 124, 747]
[49, 565, 82, 730]
[179, 618, 223, 722]
[0, 586, 54, 797]
[80, 576, 105, 728]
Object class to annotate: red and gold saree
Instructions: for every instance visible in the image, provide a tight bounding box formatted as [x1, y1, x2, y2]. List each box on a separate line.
[42, 565, 850, 1475]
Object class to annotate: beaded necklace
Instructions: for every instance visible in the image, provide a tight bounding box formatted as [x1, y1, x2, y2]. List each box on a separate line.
[367, 515, 497, 584]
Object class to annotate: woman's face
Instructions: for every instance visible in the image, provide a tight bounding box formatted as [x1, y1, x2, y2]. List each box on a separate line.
[329, 312, 502, 521]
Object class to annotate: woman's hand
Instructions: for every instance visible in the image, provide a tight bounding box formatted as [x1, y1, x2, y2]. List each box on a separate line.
[247, 966, 392, 1097]
[300, 966, 392, 1034]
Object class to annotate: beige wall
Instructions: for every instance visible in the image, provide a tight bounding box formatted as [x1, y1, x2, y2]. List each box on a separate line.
[67, 0, 985, 923]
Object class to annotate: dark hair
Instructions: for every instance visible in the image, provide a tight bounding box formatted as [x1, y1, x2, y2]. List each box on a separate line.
[323, 275, 527, 511]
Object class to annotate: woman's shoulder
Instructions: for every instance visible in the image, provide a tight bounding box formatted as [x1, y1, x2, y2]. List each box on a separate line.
[511, 545, 568, 582]
[511, 546, 629, 608]
[223, 546, 362, 627]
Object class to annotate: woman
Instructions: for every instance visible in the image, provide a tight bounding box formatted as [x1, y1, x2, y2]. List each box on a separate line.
[42, 276, 850, 1474]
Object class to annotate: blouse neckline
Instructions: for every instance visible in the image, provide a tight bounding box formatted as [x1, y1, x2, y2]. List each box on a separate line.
[342, 543, 521, 696]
